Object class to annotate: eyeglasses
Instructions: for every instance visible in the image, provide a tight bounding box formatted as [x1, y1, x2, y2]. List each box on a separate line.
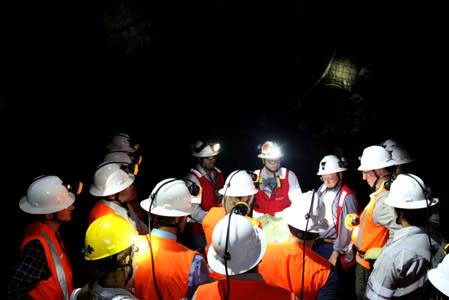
[320, 175, 338, 182]
[266, 159, 280, 165]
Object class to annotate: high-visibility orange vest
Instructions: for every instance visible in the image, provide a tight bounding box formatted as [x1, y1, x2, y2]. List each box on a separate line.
[21, 222, 73, 300]
[202, 207, 263, 280]
[194, 277, 296, 299]
[259, 241, 331, 299]
[87, 200, 117, 225]
[133, 234, 197, 300]
[351, 186, 389, 269]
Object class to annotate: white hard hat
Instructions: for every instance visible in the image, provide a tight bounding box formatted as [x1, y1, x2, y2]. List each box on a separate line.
[358, 145, 397, 171]
[207, 214, 267, 275]
[20, 176, 75, 214]
[284, 190, 326, 233]
[257, 141, 283, 159]
[380, 138, 398, 151]
[218, 170, 258, 197]
[385, 174, 438, 209]
[389, 145, 414, 165]
[140, 178, 194, 217]
[103, 151, 133, 165]
[89, 163, 135, 197]
[191, 140, 220, 158]
[428, 254, 449, 297]
[317, 155, 347, 175]
[106, 132, 136, 153]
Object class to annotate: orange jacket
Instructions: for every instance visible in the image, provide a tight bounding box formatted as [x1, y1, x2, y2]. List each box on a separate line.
[259, 241, 331, 299]
[194, 277, 296, 299]
[21, 222, 73, 300]
[351, 186, 389, 269]
[133, 234, 197, 300]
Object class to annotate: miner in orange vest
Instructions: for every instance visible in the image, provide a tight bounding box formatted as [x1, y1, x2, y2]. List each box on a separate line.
[351, 145, 401, 300]
[259, 189, 342, 300]
[8, 175, 75, 300]
[202, 169, 261, 250]
[193, 213, 297, 299]
[88, 162, 146, 234]
[133, 178, 211, 300]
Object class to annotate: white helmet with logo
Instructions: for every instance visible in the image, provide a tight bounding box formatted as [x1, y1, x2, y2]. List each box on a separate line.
[257, 141, 283, 159]
[389, 145, 414, 165]
[140, 178, 194, 217]
[385, 173, 438, 209]
[218, 170, 258, 197]
[285, 190, 327, 233]
[106, 132, 136, 153]
[428, 254, 449, 297]
[317, 155, 347, 175]
[20, 175, 75, 214]
[89, 163, 135, 197]
[358, 145, 397, 171]
[380, 138, 398, 151]
[207, 214, 267, 275]
[191, 140, 220, 158]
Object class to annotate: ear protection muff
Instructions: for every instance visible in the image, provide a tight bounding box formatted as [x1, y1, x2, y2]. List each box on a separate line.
[183, 178, 202, 197]
[383, 173, 397, 191]
[232, 201, 249, 216]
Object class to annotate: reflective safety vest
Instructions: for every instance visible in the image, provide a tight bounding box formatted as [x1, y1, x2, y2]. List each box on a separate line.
[88, 199, 133, 226]
[351, 185, 389, 270]
[253, 168, 291, 216]
[21, 222, 73, 300]
[194, 277, 296, 299]
[190, 167, 225, 211]
[133, 234, 197, 300]
[259, 241, 331, 299]
[202, 207, 262, 280]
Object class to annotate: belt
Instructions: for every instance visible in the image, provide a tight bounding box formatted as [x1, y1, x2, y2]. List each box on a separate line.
[317, 238, 335, 244]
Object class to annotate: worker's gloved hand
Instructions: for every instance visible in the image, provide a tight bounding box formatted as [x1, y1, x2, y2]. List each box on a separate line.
[365, 248, 382, 260]
[344, 213, 359, 230]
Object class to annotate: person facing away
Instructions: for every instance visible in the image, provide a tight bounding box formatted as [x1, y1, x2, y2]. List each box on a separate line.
[183, 140, 225, 254]
[428, 253, 449, 300]
[202, 169, 261, 251]
[70, 214, 139, 300]
[253, 140, 302, 217]
[259, 189, 342, 300]
[365, 174, 440, 299]
[105, 132, 138, 154]
[314, 155, 358, 268]
[193, 213, 297, 299]
[100, 151, 148, 235]
[133, 178, 211, 300]
[351, 145, 402, 300]
[380, 138, 414, 175]
[88, 162, 146, 234]
[8, 175, 75, 300]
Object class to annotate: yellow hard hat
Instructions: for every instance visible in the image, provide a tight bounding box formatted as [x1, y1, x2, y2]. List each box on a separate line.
[84, 214, 137, 261]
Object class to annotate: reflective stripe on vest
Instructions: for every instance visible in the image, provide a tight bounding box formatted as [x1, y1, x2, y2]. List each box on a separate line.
[41, 231, 69, 300]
